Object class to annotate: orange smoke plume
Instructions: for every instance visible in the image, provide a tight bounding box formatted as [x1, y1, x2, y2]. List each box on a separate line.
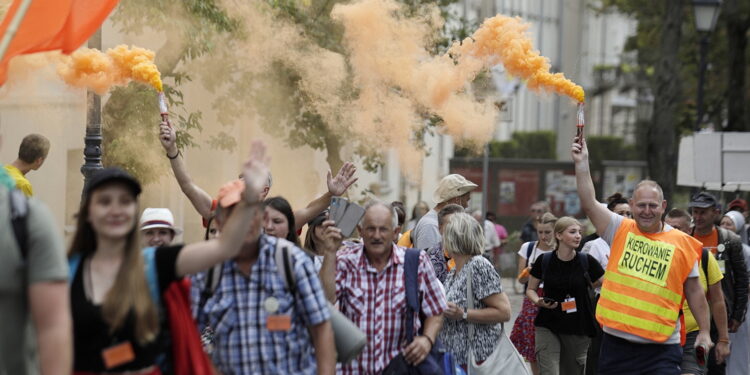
[451, 15, 585, 103]
[57, 45, 163, 94]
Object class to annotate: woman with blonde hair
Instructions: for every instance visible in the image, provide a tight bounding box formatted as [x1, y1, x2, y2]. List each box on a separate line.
[68, 142, 270, 374]
[438, 213, 512, 369]
[526, 216, 604, 375]
[511, 212, 558, 374]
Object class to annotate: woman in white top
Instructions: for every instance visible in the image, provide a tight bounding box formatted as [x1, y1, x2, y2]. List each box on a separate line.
[510, 212, 558, 375]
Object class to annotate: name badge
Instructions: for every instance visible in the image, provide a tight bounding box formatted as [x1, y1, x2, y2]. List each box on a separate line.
[264, 297, 280, 314]
[267, 315, 292, 331]
[562, 297, 577, 314]
[717, 259, 726, 274]
[101, 341, 135, 369]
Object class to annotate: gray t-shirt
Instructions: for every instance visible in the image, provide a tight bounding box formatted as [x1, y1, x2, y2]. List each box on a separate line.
[0, 187, 67, 374]
[412, 209, 440, 250]
[600, 212, 697, 345]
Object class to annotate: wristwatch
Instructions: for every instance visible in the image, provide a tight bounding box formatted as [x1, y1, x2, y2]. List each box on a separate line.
[462, 308, 468, 321]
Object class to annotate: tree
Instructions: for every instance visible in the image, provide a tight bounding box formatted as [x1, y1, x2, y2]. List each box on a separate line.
[102, 0, 239, 184]
[648, 0, 684, 204]
[103, 0, 469, 183]
[724, 0, 750, 131]
[603, 0, 750, 201]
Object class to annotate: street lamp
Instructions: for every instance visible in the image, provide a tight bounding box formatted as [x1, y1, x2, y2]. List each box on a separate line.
[693, 0, 722, 132]
[81, 29, 103, 199]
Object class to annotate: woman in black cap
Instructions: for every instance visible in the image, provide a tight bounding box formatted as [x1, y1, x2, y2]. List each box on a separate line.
[67, 142, 270, 375]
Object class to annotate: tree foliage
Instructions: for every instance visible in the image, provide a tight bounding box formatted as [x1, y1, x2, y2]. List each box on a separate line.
[102, 0, 239, 184]
[103, 0, 469, 184]
[602, 0, 750, 201]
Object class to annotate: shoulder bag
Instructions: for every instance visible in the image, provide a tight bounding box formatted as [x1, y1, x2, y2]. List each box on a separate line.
[467, 258, 530, 375]
[274, 238, 368, 364]
[383, 249, 451, 375]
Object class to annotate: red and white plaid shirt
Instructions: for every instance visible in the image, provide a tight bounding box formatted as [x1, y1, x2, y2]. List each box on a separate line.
[335, 242, 448, 374]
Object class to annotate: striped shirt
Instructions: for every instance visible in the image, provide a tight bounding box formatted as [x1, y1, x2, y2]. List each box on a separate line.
[335, 243, 448, 374]
[191, 235, 330, 375]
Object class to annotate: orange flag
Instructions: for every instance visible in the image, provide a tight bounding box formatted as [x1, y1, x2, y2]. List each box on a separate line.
[0, 0, 120, 85]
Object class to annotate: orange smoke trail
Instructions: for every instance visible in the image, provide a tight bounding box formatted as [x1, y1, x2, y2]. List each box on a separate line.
[450, 15, 584, 103]
[57, 45, 163, 94]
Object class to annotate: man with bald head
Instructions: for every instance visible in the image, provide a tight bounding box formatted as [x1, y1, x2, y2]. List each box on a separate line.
[319, 201, 447, 374]
[572, 137, 712, 374]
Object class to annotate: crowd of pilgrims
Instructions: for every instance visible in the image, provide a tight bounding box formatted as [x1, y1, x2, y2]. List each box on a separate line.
[3, 124, 750, 375]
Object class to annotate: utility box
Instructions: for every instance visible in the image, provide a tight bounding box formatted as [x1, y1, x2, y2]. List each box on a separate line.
[677, 132, 750, 191]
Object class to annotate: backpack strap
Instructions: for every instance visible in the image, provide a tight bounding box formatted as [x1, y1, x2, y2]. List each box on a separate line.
[200, 263, 224, 311]
[404, 248, 421, 344]
[578, 252, 594, 289]
[541, 252, 553, 282]
[68, 253, 82, 281]
[142, 247, 161, 307]
[701, 248, 709, 281]
[9, 189, 29, 260]
[274, 237, 296, 294]
[525, 241, 537, 267]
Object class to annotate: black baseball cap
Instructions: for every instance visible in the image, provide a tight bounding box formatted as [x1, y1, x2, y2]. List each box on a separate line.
[84, 167, 142, 198]
[688, 192, 719, 209]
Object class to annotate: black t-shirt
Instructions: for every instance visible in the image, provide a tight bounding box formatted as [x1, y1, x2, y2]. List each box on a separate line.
[71, 245, 183, 372]
[530, 251, 604, 337]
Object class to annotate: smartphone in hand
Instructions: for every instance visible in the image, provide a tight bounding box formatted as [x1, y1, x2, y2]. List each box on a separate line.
[696, 344, 708, 367]
[330, 197, 346, 224]
[338, 202, 365, 238]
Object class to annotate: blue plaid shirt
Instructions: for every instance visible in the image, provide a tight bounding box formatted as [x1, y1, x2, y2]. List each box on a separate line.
[191, 235, 330, 375]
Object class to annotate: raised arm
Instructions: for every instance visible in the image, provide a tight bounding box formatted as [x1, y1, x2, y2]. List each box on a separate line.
[293, 162, 357, 231]
[572, 136, 611, 235]
[159, 121, 214, 219]
[175, 141, 270, 276]
[319, 220, 343, 303]
[29, 281, 72, 375]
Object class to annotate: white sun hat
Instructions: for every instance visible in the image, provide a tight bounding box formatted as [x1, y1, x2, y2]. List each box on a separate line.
[433, 174, 479, 204]
[139, 208, 182, 235]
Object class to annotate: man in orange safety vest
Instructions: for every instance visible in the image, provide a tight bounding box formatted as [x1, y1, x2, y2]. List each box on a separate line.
[572, 136, 712, 375]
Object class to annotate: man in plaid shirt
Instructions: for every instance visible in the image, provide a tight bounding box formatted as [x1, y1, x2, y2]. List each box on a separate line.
[320, 201, 448, 374]
[191, 179, 336, 375]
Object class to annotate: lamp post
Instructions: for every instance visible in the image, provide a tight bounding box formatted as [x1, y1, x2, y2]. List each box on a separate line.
[693, 0, 722, 132]
[81, 28, 103, 194]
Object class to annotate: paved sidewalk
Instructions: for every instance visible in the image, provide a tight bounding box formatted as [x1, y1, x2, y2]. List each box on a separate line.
[502, 277, 526, 326]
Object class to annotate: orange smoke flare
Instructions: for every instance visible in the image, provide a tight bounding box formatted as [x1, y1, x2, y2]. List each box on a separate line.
[57, 45, 163, 94]
[451, 15, 585, 103]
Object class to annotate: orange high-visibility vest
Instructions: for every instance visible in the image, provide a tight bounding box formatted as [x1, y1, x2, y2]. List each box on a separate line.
[596, 219, 701, 342]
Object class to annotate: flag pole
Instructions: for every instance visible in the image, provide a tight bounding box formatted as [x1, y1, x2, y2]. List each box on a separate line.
[0, 0, 34, 63]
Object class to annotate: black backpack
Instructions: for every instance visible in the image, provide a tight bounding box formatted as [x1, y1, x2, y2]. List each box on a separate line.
[524, 241, 538, 267]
